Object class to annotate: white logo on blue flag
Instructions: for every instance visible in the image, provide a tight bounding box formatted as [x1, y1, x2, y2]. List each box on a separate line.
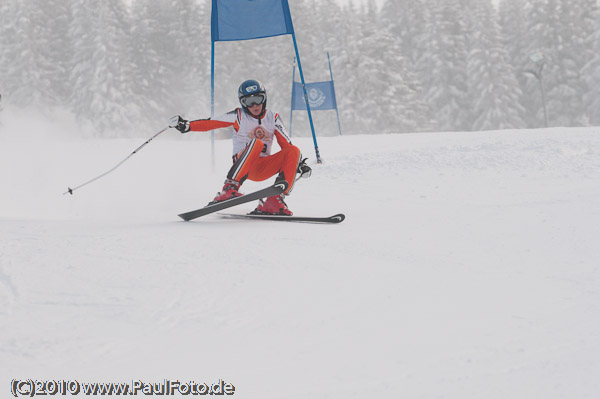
[307, 88, 327, 108]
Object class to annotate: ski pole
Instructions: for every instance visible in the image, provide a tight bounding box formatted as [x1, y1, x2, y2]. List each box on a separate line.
[63, 126, 170, 195]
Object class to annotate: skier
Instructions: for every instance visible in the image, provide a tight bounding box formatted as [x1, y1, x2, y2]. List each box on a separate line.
[170, 79, 312, 216]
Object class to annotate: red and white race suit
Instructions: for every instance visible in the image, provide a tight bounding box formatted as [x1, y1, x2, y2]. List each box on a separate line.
[188, 108, 301, 194]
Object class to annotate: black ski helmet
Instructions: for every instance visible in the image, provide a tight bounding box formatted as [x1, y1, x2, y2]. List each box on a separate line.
[238, 79, 267, 115]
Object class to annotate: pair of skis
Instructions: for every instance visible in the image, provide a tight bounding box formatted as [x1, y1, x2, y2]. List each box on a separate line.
[178, 181, 345, 224]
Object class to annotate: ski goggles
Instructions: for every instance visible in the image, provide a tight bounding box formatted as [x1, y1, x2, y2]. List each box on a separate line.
[241, 93, 266, 107]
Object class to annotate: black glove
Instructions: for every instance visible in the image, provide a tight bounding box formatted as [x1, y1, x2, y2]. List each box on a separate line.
[169, 115, 190, 133]
[297, 158, 312, 178]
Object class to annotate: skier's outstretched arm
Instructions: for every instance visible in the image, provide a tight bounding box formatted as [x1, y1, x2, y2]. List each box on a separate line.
[170, 110, 239, 134]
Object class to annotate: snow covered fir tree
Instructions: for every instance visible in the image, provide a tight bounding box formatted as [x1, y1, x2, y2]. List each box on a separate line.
[0, 0, 599, 136]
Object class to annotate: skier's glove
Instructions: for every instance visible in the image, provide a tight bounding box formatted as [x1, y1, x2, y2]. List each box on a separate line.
[169, 115, 190, 133]
[297, 158, 312, 178]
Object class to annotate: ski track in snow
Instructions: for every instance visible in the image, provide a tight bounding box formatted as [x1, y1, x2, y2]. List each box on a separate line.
[1, 127, 600, 398]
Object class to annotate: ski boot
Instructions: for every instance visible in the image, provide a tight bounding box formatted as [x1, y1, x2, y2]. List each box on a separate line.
[209, 179, 243, 205]
[251, 194, 293, 216]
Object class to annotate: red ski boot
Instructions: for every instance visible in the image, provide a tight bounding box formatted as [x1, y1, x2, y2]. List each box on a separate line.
[251, 194, 293, 216]
[209, 179, 243, 204]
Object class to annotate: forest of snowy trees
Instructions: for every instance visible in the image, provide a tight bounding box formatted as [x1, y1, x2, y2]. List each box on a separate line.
[0, 0, 599, 137]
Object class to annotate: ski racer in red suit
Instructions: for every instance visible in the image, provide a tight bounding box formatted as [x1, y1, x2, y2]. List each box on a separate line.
[170, 79, 312, 216]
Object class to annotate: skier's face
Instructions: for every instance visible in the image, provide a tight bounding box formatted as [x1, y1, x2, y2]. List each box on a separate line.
[248, 103, 263, 117]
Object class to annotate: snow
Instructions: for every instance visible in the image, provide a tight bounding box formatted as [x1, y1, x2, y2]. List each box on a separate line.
[1, 125, 600, 398]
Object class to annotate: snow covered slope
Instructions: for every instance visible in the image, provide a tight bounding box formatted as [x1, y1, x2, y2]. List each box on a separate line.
[1, 126, 599, 398]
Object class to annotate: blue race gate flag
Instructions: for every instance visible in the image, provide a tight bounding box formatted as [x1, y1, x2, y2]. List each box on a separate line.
[291, 81, 338, 111]
[211, 0, 294, 42]
[289, 52, 342, 137]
